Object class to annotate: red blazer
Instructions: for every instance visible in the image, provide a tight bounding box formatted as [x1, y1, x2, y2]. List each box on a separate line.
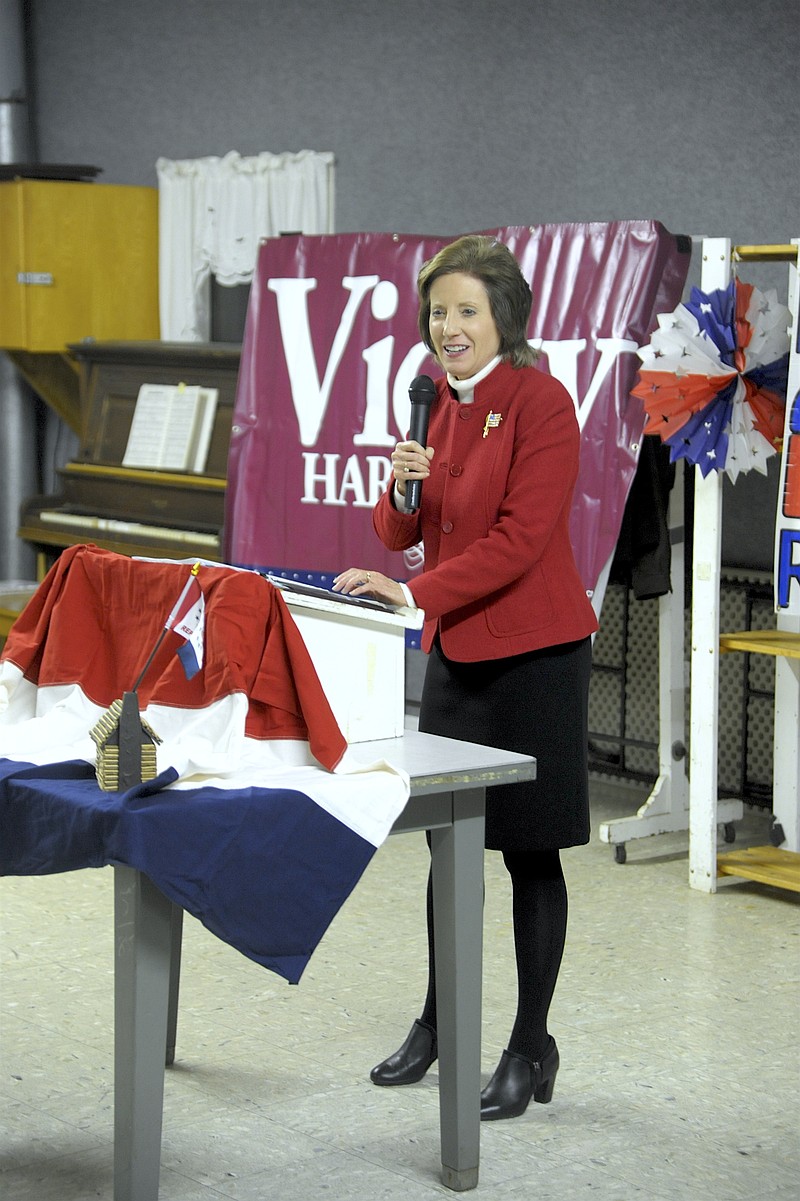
[373, 360, 598, 662]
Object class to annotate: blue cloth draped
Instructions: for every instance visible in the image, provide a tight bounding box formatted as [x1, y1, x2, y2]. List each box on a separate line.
[0, 757, 375, 984]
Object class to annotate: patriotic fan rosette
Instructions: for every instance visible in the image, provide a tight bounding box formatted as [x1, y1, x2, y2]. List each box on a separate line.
[633, 280, 791, 482]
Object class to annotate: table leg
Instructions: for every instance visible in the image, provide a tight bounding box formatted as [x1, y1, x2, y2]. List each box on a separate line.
[166, 907, 183, 1066]
[114, 867, 173, 1201]
[430, 786, 485, 1192]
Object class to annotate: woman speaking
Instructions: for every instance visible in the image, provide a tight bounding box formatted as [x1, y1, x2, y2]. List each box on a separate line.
[333, 234, 598, 1121]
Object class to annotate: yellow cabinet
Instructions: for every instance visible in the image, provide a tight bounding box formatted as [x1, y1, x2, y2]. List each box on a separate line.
[0, 180, 159, 352]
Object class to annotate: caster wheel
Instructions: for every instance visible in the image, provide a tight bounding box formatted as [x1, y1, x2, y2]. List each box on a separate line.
[770, 821, 786, 848]
[614, 844, 627, 865]
[723, 822, 736, 844]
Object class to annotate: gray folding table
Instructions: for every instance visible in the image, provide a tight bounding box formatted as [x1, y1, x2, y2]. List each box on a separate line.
[113, 729, 535, 1199]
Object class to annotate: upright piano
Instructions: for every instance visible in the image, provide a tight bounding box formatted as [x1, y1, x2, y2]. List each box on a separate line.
[19, 341, 241, 574]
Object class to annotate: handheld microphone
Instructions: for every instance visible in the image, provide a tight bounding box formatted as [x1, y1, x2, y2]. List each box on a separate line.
[404, 374, 436, 514]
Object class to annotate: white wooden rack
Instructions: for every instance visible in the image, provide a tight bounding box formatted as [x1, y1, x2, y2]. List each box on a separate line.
[600, 237, 800, 893]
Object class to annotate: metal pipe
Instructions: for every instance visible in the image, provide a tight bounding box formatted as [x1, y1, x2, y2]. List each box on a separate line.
[0, 0, 38, 582]
[0, 357, 38, 579]
[0, 0, 33, 160]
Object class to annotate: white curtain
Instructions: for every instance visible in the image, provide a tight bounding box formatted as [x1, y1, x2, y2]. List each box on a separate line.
[156, 150, 336, 341]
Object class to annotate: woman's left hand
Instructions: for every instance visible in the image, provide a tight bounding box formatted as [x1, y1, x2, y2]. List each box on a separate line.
[332, 568, 407, 607]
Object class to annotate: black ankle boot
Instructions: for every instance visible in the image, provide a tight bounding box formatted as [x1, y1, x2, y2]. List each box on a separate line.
[370, 1020, 438, 1086]
[480, 1037, 559, 1121]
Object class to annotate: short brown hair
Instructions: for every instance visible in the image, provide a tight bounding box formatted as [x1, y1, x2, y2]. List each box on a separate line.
[417, 235, 537, 369]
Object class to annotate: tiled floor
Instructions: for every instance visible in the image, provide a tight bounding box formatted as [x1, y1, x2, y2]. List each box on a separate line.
[1, 780, 798, 1200]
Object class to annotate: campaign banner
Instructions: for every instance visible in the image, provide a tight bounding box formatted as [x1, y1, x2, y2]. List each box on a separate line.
[775, 385, 800, 615]
[773, 245, 800, 616]
[224, 222, 690, 601]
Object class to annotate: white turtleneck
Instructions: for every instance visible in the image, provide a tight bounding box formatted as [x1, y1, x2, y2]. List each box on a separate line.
[446, 354, 502, 403]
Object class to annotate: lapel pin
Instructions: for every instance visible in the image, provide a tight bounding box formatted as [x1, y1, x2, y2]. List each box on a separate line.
[483, 411, 502, 438]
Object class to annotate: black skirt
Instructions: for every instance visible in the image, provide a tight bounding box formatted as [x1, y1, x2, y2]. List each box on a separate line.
[418, 636, 592, 852]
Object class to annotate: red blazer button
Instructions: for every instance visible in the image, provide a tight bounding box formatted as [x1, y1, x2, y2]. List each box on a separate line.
[450, 464, 463, 476]
[441, 520, 454, 534]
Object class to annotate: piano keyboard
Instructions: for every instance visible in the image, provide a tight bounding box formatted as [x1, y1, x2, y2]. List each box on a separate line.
[38, 510, 220, 547]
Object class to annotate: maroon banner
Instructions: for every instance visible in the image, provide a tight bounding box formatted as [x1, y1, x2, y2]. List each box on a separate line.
[225, 223, 689, 600]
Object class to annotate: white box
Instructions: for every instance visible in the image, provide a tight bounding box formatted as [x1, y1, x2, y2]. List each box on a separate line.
[279, 587, 423, 743]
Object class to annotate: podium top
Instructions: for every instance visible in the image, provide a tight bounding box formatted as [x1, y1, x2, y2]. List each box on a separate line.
[268, 575, 424, 630]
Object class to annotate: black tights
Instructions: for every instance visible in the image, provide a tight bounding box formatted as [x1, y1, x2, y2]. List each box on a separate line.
[418, 847, 567, 1062]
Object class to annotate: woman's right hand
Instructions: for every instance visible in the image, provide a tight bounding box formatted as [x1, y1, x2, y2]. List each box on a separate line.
[391, 440, 434, 497]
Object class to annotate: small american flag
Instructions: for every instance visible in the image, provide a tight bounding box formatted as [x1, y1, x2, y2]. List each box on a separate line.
[166, 564, 205, 680]
[483, 411, 502, 438]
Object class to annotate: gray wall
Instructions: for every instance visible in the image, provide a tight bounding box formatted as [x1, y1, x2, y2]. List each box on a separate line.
[24, 0, 800, 570]
[28, 0, 799, 244]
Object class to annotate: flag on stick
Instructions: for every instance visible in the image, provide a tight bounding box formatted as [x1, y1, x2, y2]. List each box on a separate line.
[133, 563, 205, 689]
[168, 566, 205, 679]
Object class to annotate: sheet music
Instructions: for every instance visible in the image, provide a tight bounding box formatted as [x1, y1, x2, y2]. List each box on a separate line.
[123, 384, 218, 471]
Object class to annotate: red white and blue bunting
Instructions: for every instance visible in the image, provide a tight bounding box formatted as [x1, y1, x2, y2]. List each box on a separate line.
[634, 280, 791, 483]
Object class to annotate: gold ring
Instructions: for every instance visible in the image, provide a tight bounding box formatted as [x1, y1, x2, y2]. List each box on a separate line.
[404, 465, 411, 473]
[366, 572, 371, 583]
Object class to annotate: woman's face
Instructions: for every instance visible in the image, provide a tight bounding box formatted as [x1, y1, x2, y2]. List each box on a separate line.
[428, 272, 501, 380]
